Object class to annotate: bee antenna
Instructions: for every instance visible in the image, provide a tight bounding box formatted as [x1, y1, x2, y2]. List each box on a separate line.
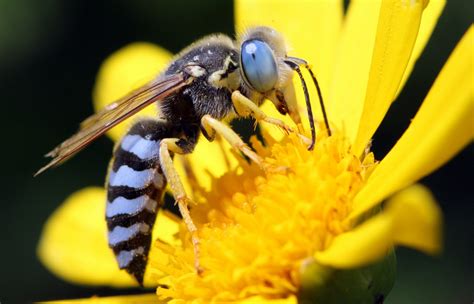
[284, 59, 316, 150]
[304, 65, 331, 137]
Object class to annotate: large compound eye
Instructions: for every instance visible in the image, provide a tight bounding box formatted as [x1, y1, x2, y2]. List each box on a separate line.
[241, 39, 278, 93]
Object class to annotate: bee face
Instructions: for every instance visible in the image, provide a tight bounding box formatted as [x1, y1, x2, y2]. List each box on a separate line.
[238, 26, 293, 95]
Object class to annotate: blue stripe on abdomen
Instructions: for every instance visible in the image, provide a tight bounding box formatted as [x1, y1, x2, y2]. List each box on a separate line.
[117, 247, 145, 269]
[121, 134, 160, 160]
[106, 195, 158, 218]
[108, 223, 151, 246]
[109, 165, 155, 188]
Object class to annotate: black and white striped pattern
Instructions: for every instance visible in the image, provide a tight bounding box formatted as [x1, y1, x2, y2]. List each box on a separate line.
[106, 119, 172, 285]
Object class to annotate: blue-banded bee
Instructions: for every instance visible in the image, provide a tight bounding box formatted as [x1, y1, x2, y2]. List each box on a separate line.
[36, 26, 330, 285]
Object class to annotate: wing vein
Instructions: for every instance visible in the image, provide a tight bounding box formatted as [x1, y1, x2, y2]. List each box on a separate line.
[35, 73, 191, 176]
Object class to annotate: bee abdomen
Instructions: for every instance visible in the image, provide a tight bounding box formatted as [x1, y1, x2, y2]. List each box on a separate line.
[106, 119, 170, 285]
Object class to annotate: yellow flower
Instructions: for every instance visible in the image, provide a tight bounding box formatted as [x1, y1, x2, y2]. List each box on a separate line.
[37, 0, 473, 303]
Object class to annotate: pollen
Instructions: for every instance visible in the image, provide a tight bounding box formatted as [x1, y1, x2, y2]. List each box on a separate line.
[152, 126, 376, 302]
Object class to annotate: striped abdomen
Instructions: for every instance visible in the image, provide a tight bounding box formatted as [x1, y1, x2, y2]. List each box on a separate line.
[106, 119, 171, 285]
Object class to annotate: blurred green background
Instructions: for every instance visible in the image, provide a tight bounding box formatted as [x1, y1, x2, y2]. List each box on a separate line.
[0, 0, 472, 303]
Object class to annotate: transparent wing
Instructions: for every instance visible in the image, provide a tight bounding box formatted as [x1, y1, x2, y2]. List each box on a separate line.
[36, 73, 191, 176]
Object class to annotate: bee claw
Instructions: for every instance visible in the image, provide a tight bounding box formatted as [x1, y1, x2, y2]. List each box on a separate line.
[263, 117, 294, 135]
[196, 265, 205, 276]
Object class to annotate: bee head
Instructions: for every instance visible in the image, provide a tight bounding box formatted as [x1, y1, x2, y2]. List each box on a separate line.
[237, 26, 293, 96]
[237, 26, 331, 151]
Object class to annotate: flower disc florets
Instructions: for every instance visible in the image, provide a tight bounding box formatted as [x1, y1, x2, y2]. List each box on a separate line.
[154, 128, 376, 302]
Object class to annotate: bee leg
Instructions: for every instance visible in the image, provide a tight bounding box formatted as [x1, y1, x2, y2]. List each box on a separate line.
[231, 90, 293, 134]
[231, 91, 311, 145]
[159, 138, 203, 275]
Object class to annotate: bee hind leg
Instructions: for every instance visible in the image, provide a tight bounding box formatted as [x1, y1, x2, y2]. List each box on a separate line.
[159, 138, 203, 275]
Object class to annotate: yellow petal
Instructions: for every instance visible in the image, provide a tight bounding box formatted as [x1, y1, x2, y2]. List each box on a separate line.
[351, 26, 474, 219]
[93, 43, 172, 142]
[38, 188, 136, 286]
[37, 187, 180, 287]
[385, 184, 442, 254]
[327, 0, 382, 144]
[396, 0, 446, 96]
[316, 184, 441, 268]
[315, 210, 393, 268]
[352, 0, 426, 154]
[38, 294, 160, 304]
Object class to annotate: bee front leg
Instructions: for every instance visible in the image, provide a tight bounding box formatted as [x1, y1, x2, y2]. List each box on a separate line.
[159, 138, 202, 275]
[231, 91, 311, 146]
[231, 90, 293, 134]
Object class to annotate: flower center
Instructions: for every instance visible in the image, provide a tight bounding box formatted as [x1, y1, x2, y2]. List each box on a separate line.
[153, 127, 376, 302]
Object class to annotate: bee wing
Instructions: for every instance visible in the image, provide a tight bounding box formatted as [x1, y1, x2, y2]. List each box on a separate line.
[35, 73, 191, 176]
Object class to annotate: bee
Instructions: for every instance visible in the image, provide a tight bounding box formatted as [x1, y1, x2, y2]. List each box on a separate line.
[36, 26, 330, 285]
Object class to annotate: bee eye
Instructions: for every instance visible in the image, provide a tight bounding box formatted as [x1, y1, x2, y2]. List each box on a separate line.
[241, 39, 278, 93]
